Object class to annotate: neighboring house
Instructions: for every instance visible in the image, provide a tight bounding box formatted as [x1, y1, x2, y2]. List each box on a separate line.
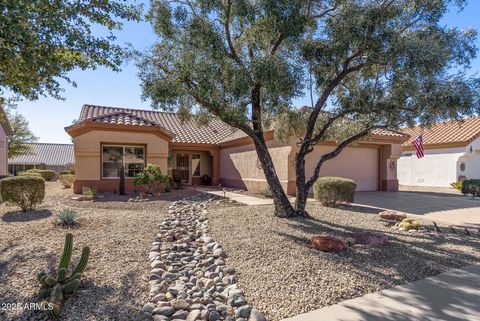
[398, 116, 480, 187]
[65, 104, 409, 194]
[0, 106, 13, 177]
[8, 143, 74, 175]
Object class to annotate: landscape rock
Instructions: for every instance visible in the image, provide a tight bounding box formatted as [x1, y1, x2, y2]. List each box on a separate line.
[135, 193, 267, 321]
[352, 231, 389, 246]
[310, 235, 346, 252]
[249, 309, 267, 321]
[378, 210, 407, 222]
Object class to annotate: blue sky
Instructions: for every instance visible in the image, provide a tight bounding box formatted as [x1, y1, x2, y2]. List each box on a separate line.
[14, 1, 480, 144]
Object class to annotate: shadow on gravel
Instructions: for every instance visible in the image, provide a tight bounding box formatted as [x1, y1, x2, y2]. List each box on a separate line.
[1, 210, 52, 222]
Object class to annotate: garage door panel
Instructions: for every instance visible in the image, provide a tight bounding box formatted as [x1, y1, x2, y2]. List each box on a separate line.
[305, 146, 379, 191]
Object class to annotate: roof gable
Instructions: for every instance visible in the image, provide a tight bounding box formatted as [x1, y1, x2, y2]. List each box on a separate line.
[89, 111, 158, 127]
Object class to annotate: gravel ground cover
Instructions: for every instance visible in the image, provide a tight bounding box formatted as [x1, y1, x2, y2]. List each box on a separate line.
[0, 182, 195, 321]
[208, 202, 480, 321]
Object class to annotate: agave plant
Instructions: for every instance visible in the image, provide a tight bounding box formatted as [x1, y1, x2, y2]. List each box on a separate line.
[56, 209, 79, 227]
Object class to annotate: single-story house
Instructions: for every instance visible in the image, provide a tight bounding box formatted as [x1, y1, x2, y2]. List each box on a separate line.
[65, 104, 409, 194]
[398, 116, 480, 187]
[0, 106, 13, 177]
[8, 143, 74, 175]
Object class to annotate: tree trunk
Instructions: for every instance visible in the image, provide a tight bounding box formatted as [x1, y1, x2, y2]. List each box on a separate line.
[252, 134, 297, 218]
[294, 152, 310, 216]
[119, 163, 125, 195]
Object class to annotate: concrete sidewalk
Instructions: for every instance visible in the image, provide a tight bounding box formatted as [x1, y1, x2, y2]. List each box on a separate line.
[283, 264, 480, 321]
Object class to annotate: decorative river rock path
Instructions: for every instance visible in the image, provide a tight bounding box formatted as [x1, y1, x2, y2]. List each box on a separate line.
[135, 193, 267, 321]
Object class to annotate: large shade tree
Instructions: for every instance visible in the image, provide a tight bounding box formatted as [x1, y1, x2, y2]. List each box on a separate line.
[0, 0, 141, 100]
[139, 0, 480, 217]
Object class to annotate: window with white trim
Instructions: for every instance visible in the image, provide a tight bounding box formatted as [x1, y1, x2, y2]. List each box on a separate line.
[102, 145, 145, 178]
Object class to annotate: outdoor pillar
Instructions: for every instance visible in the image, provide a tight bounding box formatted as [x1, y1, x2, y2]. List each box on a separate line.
[210, 149, 221, 186]
[380, 144, 401, 191]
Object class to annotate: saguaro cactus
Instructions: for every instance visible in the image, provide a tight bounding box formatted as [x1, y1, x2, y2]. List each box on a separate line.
[37, 233, 90, 318]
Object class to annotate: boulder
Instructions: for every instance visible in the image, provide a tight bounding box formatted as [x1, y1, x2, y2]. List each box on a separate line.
[310, 236, 346, 252]
[352, 231, 388, 246]
[378, 210, 406, 222]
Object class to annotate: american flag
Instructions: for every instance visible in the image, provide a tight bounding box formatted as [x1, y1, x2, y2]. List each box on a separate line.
[412, 134, 425, 158]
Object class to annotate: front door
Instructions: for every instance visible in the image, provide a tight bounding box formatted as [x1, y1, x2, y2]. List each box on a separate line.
[176, 154, 190, 184]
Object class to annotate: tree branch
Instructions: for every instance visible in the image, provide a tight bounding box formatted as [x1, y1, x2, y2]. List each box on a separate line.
[224, 0, 241, 63]
[305, 125, 387, 187]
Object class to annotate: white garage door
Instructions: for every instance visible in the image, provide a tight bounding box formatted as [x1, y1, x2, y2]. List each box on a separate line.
[305, 146, 379, 191]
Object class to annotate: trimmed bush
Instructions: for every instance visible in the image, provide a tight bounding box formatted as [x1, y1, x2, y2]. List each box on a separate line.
[18, 171, 43, 178]
[59, 174, 75, 188]
[59, 169, 75, 176]
[27, 169, 56, 181]
[0, 176, 45, 212]
[313, 176, 357, 207]
[461, 179, 480, 197]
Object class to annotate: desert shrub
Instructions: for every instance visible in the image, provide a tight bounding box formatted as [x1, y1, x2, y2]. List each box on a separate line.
[59, 169, 75, 176]
[450, 181, 463, 191]
[461, 179, 480, 197]
[399, 218, 420, 231]
[133, 163, 169, 194]
[86, 189, 96, 200]
[313, 176, 357, 207]
[0, 176, 45, 211]
[56, 209, 79, 227]
[260, 186, 273, 198]
[59, 174, 75, 188]
[27, 169, 56, 181]
[18, 171, 42, 178]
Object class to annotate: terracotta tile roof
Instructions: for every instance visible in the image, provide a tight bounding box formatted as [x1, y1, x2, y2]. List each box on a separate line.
[8, 143, 74, 165]
[79, 105, 235, 144]
[78, 104, 407, 145]
[219, 127, 408, 144]
[371, 128, 409, 138]
[402, 116, 480, 148]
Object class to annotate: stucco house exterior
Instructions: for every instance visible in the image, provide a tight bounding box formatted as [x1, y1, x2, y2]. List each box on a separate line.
[65, 104, 409, 194]
[398, 116, 480, 187]
[8, 143, 74, 175]
[0, 106, 13, 178]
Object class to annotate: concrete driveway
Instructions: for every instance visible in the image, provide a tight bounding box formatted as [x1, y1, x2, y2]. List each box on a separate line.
[354, 191, 480, 226]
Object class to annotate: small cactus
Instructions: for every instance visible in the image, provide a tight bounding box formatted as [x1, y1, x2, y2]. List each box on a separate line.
[37, 233, 90, 319]
[57, 268, 67, 282]
[58, 233, 73, 269]
[70, 246, 90, 277]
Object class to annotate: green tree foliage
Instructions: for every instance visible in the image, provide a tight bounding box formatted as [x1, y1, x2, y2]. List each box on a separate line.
[0, 0, 142, 100]
[139, 0, 480, 217]
[3, 104, 38, 159]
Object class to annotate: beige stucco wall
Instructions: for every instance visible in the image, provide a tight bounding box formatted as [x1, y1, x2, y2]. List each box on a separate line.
[220, 140, 291, 192]
[73, 130, 169, 181]
[302, 145, 380, 191]
[0, 125, 7, 176]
